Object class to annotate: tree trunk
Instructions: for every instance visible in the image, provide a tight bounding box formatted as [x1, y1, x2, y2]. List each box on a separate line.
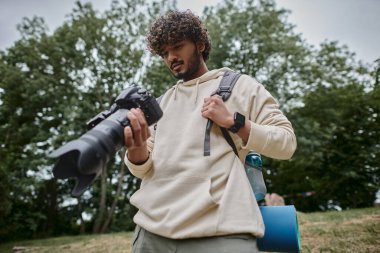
[77, 198, 86, 234]
[92, 166, 108, 233]
[100, 149, 127, 233]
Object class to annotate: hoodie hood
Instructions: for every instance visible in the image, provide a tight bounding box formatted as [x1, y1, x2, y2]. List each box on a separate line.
[181, 67, 232, 86]
[172, 67, 232, 102]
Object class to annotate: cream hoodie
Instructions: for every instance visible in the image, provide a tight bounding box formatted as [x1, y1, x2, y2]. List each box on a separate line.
[125, 67, 297, 239]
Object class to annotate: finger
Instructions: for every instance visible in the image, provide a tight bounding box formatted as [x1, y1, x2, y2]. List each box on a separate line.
[135, 108, 148, 141]
[202, 97, 210, 110]
[203, 97, 212, 106]
[201, 102, 212, 113]
[202, 107, 214, 120]
[203, 99, 217, 111]
[201, 108, 207, 118]
[139, 108, 151, 139]
[124, 126, 134, 148]
[137, 108, 150, 141]
[131, 109, 145, 146]
[201, 103, 209, 114]
[128, 110, 143, 146]
[210, 95, 222, 104]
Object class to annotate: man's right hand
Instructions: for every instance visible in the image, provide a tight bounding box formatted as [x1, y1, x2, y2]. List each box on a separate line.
[124, 108, 151, 165]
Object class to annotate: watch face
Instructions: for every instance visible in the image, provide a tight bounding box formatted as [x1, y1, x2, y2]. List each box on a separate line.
[235, 112, 245, 126]
[229, 112, 245, 133]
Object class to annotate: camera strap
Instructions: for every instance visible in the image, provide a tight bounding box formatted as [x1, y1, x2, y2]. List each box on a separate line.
[204, 70, 241, 156]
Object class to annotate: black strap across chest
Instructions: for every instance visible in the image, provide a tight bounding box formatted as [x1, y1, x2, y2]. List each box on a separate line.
[203, 70, 241, 156]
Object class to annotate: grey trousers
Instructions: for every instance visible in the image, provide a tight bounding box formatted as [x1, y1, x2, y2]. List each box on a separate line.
[132, 226, 259, 253]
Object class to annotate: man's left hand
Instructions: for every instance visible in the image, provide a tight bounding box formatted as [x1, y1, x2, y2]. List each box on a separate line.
[201, 95, 234, 128]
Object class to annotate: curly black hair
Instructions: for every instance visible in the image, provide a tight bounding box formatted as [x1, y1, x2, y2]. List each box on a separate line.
[146, 10, 211, 61]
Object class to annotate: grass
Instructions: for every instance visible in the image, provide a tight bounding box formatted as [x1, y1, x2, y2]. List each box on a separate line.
[298, 207, 380, 253]
[1, 207, 379, 253]
[0, 233, 133, 253]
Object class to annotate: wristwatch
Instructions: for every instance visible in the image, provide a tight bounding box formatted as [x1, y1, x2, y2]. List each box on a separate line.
[228, 112, 245, 133]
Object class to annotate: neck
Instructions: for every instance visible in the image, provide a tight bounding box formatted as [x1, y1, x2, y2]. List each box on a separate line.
[184, 62, 209, 82]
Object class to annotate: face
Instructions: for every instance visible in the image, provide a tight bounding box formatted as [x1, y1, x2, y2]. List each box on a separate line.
[161, 40, 204, 81]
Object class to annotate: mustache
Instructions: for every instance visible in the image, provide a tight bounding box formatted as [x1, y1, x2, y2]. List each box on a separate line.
[171, 60, 184, 69]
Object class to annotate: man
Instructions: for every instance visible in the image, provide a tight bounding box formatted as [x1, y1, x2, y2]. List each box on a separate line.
[124, 10, 296, 253]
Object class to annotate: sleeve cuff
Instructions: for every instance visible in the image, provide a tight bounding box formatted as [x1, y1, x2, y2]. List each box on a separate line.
[242, 121, 297, 160]
[124, 152, 153, 178]
[241, 121, 271, 153]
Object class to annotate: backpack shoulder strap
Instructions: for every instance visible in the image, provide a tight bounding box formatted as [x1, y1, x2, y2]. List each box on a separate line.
[214, 70, 242, 101]
[204, 70, 241, 156]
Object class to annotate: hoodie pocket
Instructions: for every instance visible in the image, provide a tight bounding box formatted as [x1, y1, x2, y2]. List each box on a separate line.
[131, 175, 218, 230]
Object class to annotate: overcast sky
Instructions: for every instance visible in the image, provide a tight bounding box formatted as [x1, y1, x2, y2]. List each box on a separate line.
[0, 0, 379, 64]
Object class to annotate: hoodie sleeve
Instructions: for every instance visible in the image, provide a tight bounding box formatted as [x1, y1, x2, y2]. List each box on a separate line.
[124, 125, 155, 178]
[239, 76, 297, 160]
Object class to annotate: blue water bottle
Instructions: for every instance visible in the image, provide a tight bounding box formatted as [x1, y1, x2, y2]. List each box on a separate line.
[245, 151, 267, 201]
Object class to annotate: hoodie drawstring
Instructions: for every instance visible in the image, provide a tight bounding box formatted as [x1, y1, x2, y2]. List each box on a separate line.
[174, 80, 183, 100]
[194, 79, 200, 104]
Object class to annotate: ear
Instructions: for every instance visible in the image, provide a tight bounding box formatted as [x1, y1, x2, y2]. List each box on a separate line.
[196, 42, 205, 53]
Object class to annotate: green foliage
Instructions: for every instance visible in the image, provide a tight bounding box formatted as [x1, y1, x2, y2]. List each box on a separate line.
[0, 0, 170, 242]
[266, 43, 379, 211]
[0, 0, 378, 243]
[142, 57, 176, 97]
[203, 0, 311, 108]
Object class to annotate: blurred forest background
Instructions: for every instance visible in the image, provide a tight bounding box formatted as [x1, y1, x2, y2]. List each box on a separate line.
[0, 0, 379, 242]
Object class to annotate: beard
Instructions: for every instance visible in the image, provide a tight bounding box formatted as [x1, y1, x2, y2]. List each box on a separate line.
[171, 49, 202, 80]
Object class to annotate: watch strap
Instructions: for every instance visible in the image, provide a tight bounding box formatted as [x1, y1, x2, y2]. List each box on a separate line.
[229, 112, 245, 133]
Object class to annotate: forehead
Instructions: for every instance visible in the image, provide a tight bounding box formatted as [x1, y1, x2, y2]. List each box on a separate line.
[161, 39, 193, 51]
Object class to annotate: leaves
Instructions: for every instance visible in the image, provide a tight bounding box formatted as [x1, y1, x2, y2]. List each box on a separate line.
[0, 0, 378, 242]
[0, 0, 164, 241]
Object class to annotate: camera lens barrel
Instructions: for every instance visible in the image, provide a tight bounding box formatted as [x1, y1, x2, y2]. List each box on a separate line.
[50, 109, 129, 196]
[49, 86, 163, 196]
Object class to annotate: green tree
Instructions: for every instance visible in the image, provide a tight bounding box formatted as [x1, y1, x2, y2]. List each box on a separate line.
[0, 0, 172, 241]
[268, 43, 379, 210]
[1, 0, 378, 243]
[203, 0, 311, 107]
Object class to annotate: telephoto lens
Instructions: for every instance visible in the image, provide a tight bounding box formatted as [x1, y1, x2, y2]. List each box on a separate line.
[49, 85, 163, 196]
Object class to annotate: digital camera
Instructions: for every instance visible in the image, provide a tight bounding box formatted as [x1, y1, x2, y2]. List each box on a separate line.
[49, 85, 163, 196]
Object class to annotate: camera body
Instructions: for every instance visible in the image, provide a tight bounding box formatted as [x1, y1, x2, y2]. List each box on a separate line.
[49, 85, 163, 196]
[87, 86, 163, 129]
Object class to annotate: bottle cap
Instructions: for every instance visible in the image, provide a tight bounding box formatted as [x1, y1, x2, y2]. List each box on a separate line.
[245, 153, 262, 167]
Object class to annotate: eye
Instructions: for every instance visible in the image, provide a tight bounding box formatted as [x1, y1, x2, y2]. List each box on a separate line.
[161, 51, 168, 58]
[174, 43, 183, 50]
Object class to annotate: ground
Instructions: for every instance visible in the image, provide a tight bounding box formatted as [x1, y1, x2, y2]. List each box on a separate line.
[1, 207, 379, 253]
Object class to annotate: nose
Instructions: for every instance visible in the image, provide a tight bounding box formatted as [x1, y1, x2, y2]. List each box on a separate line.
[166, 50, 178, 64]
